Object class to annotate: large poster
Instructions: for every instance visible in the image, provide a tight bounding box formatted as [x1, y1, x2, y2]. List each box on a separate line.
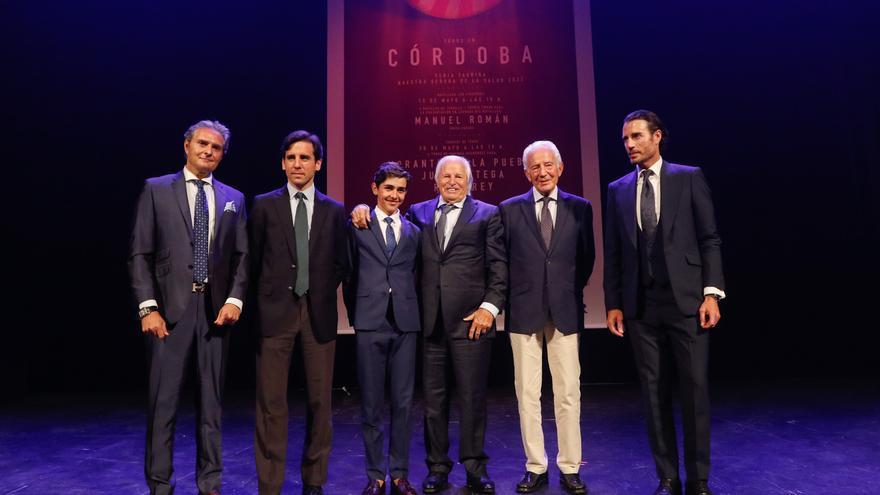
[328, 0, 605, 329]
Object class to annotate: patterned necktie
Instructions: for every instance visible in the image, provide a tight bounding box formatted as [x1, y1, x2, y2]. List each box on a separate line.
[539, 196, 554, 250]
[384, 216, 397, 257]
[435, 203, 456, 252]
[192, 179, 209, 283]
[294, 192, 309, 296]
[640, 169, 658, 240]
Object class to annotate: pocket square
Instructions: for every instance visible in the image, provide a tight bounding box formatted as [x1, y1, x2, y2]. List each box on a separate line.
[224, 201, 237, 213]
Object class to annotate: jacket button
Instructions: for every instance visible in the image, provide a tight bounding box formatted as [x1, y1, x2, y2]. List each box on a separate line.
[188, 265, 193, 269]
[291, 264, 296, 269]
[287, 286, 293, 291]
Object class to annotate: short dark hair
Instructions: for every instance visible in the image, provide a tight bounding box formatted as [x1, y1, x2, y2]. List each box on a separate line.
[373, 161, 411, 185]
[623, 109, 669, 150]
[280, 130, 324, 161]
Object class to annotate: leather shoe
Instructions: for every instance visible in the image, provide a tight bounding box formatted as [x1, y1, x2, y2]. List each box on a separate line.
[361, 479, 386, 495]
[559, 472, 587, 494]
[422, 472, 449, 493]
[390, 477, 418, 495]
[516, 471, 548, 492]
[466, 473, 495, 494]
[653, 478, 682, 495]
[685, 480, 713, 495]
[303, 485, 324, 495]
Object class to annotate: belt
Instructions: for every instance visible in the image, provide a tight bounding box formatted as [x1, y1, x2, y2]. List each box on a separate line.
[192, 282, 208, 293]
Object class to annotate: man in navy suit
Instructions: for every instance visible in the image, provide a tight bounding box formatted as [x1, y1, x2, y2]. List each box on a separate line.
[499, 141, 594, 494]
[352, 155, 507, 493]
[344, 162, 421, 495]
[250, 131, 349, 495]
[129, 120, 249, 495]
[604, 110, 725, 495]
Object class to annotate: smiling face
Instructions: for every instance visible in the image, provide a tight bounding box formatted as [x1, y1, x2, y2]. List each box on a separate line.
[282, 140, 322, 190]
[622, 118, 662, 168]
[184, 127, 225, 178]
[436, 160, 469, 203]
[372, 176, 408, 216]
[524, 147, 563, 195]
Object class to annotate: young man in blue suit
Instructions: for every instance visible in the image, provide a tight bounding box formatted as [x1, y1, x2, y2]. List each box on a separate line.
[604, 110, 725, 495]
[499, 140, 595, 494]
[129, 120, 249, 495]
[344, 162, 421, 495]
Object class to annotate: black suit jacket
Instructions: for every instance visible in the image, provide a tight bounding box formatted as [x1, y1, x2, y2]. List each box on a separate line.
[407, 196, 507, 339]
[604, 161, 724, 317]
[500, 188, 595, 334]
[249, 186, 348, 342]
[343, 212, 421, 333]
[128, 171, 249, 324]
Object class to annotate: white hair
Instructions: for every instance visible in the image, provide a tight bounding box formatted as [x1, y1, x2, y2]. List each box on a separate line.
[522, 140, 562, 169]
[434, 155, 473, 190]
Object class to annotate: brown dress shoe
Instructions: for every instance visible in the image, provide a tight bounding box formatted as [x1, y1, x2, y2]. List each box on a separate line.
[361, 478, 386, 495]
[686, 480, 714, 495]
[390, 477, 418, 495]
[653, 478, 682, 495]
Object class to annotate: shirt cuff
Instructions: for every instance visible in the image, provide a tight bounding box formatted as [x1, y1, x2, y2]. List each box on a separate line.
[480, 302, 500, 318]
[225, 297, 244, 311]
[139, 299, 158, 310]
[703, 287, 726, 300]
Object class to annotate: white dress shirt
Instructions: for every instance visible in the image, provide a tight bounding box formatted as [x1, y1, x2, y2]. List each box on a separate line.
[532, 186, 558, 226]
[375, 207, 401, 243]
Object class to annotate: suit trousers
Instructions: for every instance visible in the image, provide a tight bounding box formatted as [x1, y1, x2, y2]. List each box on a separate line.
[145, 291, 229, 495]
[509, 324, 582, 474]
[356, 313, 417, 481]
[422, 321, 492, 477]
[255, 296, 336, 493]
[628, 285, 710, 481]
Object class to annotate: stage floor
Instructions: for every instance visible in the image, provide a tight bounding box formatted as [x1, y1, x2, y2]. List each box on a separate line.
[1, 380, 877, 494]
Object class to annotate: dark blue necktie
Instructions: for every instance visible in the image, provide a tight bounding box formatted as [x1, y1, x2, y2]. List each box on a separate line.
[192, 179, 209, 283]
[384, 216, 397, 257]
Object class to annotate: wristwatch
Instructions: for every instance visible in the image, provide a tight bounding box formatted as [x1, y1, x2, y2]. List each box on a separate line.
[138, 306, 159, 319]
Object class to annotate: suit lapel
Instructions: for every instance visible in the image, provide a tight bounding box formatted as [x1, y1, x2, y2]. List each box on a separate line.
[272, 187, 297, 262]
[212, 180, 227, 241]
[519, 191, 545, 252]
[660, 161, 681, 238]
[310, 191, 329, 252]
[621, 171, 638, 248]
[550, 189, 571, 254]
[390, 215, 413, 263]
[420, 198, 441, 255]
[367, 210, 389, 260]
[171, 172, 193, 239]
[445, 196, 475, 253]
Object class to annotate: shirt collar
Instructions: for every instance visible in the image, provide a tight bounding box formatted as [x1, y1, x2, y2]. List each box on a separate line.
[183, 167, 213, 186]
[374, 207, 400, 224]
[287, 182, 315, 202]
[638, 156, 663, 177]
[436, 195, 467, 209]
[531, 186, 558, 202]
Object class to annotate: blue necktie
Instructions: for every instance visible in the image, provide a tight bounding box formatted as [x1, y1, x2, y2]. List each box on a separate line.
[294, 192, 309, 296]
[384, 216, 397, 257]
[192, 180, 209, 283]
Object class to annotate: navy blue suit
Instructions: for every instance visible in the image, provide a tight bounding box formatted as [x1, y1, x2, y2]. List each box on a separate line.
[128, 171, 248, 495]
[604, 161, 725, 482]
[344, 211, 421, 481]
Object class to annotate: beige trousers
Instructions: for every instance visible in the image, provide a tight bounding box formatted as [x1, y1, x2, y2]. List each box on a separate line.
[509, 324, 582, 474]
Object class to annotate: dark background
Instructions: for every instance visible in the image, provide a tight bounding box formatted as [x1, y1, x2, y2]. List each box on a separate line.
[2, 0, 877, 399]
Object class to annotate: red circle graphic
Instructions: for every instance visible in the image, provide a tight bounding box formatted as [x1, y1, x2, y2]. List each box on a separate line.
[405, 0, 504, 19]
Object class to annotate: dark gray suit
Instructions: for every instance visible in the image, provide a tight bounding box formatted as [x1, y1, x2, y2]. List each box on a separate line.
[406, 196, 507, 477]
[344, 211, 421, 481]
[604, 161, 724, 482]
[128, 171, 248, 495]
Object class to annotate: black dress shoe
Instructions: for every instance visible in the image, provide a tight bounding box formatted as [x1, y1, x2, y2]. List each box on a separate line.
[516, 471, 548, 493]
[362, 479, 386, 495]
[466, 473, 495, 494]
[559, 472, 587, 494]
[303, 485, 324, 495]
[653, 478, 682, 495]
[390, 477, 418, 495]
[685, 480, 713, 495]
[422, 472, 449, 493]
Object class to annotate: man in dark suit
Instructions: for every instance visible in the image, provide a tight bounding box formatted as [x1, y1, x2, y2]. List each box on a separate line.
[352, 154, 507, 493]
[344, 162, 421, 495]
[129, 120, 249, 495]
[250, 131, 348, 495]
[499, 141, 595, 494]
[604, 110, 725, 495]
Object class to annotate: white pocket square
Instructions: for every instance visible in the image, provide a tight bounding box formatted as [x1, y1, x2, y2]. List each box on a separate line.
[224, 201, 237, 213]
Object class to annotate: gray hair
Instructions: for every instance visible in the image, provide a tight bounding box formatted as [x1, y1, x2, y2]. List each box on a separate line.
[434, 155, 473, 191]
[184, 120, 231, 153]
[522, 140, 562, 170]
